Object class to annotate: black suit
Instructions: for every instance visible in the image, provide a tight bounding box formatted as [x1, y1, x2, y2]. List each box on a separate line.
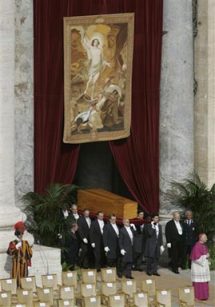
[103, 223, 120, 268]
[182, 219, 197, 267]
[144, 223, 163, 274]
[59, 209, 71, 223]
[70, 213, 80, 223]
[64, 231, 79, 269]
[58, 210, 72, 247]
[59, 211, 79, 230]
[165, 219, 184, 271]
[133, 223, 145, 269]
[77, 216, 92, 268]
[90, 219, 106, 270]
[119, 226, 135, 278]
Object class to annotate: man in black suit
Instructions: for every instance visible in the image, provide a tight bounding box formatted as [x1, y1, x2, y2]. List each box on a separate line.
[90, 211, 106, 271]
[64, 222, 80, 270]
[77, 208, 92, 268]
[69, 204, 80, 223]
[165, 211, 184, 274]
[58, 204, 71, 246]
[144, 213, 164, 276]
[119, 218, 136, 279]
[182, 210, 197, 268]
[103, 214, 120, 270]
[59, 204, 71, 222]
[133, 211, 146, 271]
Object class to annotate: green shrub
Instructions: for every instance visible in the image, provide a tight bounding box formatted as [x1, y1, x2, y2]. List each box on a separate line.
[22, 183, 79, 248]
[209, 243, 215, 270]
[169, 174, 215, 242]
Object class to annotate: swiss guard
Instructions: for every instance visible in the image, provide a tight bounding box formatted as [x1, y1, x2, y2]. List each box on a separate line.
[7, 221, 32, 286]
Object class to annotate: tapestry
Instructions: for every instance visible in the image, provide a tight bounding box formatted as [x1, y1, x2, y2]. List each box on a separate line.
[63, 13, 134, 143]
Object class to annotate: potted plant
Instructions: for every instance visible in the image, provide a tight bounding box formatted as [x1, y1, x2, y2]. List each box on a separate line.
[22, 183, 79, 248]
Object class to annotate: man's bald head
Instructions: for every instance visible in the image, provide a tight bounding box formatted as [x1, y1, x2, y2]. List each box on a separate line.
[173, 211, 180, 221]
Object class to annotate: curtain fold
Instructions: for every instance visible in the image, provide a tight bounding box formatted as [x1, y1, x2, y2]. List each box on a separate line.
[34, 0, 81, 193]
[110, 1, 163, 213]
[34, 0, 163, 213]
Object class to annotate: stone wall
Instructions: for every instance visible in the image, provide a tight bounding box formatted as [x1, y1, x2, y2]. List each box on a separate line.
[0, 0, 24, 248]
[159, 0, 194, 215]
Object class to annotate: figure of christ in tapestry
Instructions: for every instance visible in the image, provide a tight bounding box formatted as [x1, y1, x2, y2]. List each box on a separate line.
[64, 14, 134, 143]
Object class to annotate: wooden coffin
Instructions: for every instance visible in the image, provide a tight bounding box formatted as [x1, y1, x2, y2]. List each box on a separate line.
[77, 189, 137, 219]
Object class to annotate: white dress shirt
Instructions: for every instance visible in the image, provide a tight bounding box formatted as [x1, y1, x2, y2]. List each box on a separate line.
[152, 222, 159, 237]
[140, 224, 144, 232]
[186, 219, 193, 226]
[174, 220, 183, 235]
[85, 217, 91, 228]
[111, 223, 119, 236]
[125, 226, 133, 243]
[73, 213, 79, 220]
[98, 219, 104, 234]
[63, 210, 69, 219]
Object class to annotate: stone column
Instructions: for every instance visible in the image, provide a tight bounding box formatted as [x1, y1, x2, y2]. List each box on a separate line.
[0, 0, 25, 252]
[160, 0, 194, 216]
[0, 0, 61, 281]
[15, 0, 34, 207]
[194, 0, 215, 187]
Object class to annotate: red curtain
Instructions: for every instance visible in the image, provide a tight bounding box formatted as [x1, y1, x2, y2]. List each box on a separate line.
[110, 1, 163, 213]
[34, 0, 81, 193]
[34, 0, 163, 212]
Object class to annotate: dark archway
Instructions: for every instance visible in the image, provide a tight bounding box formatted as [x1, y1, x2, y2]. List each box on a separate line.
[74, 142, 133, 200]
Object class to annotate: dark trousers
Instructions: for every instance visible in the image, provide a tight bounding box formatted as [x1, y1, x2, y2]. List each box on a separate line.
[79, 243, 91, 268]
[107, 257, 117, 267]
[146, 257, 158, 274]
[107, 256, 121, 275]
[133, 252, 144, 269]
[120, 261, 132, 278]
[93, 245, 106, 270]
[171, 240, 184, 270]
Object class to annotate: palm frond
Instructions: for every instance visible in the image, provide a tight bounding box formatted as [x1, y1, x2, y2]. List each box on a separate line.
[21, 183, 79, 247]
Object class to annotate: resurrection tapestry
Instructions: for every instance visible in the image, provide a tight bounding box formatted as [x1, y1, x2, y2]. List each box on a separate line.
[63, 13, 134, 143]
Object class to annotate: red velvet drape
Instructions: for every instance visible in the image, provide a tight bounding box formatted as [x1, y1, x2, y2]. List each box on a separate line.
[34, 0, 163, 212]
[110, 1, 163, 213]
[34, 0, 81, 193]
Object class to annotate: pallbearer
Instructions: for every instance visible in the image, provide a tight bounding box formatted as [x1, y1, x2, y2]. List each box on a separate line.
[78, 208, 92, 268]
[165, 211, 184, 274]
[103, 214, 120, 272]
[90, 211, 106, 271]
[133, 211, 145, 271]
[144, 213, 164, 276]
[119, 218, 136, 279]
[64, 222, 79, 270]
[70, 203, 80, 223]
